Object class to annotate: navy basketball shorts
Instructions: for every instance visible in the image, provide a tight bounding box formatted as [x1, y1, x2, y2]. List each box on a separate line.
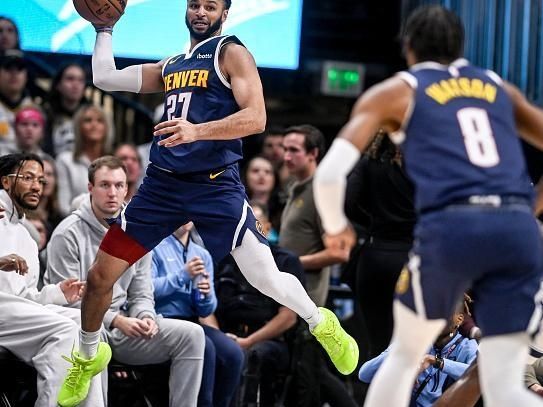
[101, 163, 268, 265]
[396, 204, 543, 337]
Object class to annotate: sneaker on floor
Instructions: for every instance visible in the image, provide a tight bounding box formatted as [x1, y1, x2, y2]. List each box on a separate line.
[57, 342, 112, 407]
[311, 307, 359, 375]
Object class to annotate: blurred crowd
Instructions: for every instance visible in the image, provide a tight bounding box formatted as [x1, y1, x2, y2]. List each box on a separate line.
[2, 12, 543, 407]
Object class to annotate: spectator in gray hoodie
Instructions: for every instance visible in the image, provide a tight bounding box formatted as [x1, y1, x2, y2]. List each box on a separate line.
[45, 155, 205, 407]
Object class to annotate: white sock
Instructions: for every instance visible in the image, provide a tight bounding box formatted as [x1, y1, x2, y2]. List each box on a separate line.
[479, 332, 543, 407]
[80, 329, 101, 359]
[364, 301, 446, 407]
[305, 307, 323, 331]
[231, 230, 318, 322]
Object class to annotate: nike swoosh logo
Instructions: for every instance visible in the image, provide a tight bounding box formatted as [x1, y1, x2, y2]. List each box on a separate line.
[209, 170, 226, 180]
[169, 55, 183, 64]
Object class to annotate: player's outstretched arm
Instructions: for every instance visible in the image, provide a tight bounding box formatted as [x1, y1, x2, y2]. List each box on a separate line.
[92, 31, 164, 94]
[196, 43, 266, 140]
[313, 77, 411, 247]
[505, 82, 543, 151]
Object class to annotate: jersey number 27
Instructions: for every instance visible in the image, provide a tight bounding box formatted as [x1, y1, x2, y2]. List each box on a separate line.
[457, 107, 500, 167]
[166, 92, 193, 121]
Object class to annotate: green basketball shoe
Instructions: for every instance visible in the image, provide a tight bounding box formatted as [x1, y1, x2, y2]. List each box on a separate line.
[57, 342, 112, 407]
[311, 307, 359, 375]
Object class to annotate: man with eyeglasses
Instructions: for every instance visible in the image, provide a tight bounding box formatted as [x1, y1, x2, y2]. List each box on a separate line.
[0, 152, 105, 407]
[0, 152, 86, 303]
[0, 50, 32, 149]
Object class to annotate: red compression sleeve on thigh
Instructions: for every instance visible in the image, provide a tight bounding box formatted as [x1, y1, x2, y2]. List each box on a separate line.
[100, 224, 149, 266]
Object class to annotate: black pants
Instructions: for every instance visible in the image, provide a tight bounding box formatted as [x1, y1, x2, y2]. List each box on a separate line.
[241, 339, 289, 406]
[288, 333, 358, 407]
[355, 238, 411, 359]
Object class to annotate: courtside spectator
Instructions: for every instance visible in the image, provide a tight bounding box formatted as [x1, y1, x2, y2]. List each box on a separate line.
[152, 222, 244, 407]
[46, 156, 205, 407]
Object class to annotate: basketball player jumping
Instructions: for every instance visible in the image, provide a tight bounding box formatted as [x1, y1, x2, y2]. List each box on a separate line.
[57, 1, 358, 406]
[313, 5, 543, 407]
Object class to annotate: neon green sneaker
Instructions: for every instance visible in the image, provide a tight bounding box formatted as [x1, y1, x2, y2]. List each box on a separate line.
[311, 307, 359, 375]
[57, 342, 112, 407]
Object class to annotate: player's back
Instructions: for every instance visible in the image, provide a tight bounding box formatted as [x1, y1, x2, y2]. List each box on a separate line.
[398, 59, 533, 213]
[150, 35, 244, 174]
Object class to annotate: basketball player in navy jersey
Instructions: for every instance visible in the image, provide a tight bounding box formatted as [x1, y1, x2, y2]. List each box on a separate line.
[57, 1, 358, 406]
[314, 5, 543, 407]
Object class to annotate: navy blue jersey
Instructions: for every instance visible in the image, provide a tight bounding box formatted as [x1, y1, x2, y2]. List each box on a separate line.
[397, 59, 533, 212]
[150, 35, 244, 174]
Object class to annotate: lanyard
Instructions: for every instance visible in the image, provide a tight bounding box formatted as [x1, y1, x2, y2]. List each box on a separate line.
[412, 335, 464, 401]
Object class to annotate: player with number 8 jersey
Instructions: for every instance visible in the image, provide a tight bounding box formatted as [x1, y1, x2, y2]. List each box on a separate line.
[313, 5, 543, 407]
[396, 60, 533, 213]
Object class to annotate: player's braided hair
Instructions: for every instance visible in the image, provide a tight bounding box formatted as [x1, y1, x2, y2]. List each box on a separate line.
[0, 153, 43, 190]
[402, 5, 464, 64]
[224, 0, 232, 9]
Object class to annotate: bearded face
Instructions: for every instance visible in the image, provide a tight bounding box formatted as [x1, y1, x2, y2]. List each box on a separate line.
[185, 0, 228, 42]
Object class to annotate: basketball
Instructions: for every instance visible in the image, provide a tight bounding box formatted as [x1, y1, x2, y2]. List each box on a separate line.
[73, 0, 127, 25]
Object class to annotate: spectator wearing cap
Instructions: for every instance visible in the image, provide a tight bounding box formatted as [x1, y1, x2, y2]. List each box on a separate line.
[0, 16, 20, 51]
[0, 49, 31, 148]
[0, 106, 51, 160]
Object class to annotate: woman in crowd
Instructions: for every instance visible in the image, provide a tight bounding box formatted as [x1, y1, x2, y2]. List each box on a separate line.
[56, 104, 111, 216]
[0, 16, 20, 51]
[243, 156, 283, 243]
[37, 155, 63, 230]
[43, 63, 89, 156]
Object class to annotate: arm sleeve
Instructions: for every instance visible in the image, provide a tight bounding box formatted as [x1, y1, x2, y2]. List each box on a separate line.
[92, 32, 143, 92]
[314, 138, 361, 234]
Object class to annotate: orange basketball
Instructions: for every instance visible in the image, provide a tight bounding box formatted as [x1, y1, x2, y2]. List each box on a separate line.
[73, 0, 127, 25]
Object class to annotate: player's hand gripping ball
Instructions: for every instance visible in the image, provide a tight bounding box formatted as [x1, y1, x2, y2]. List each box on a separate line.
[73, 0, 127, 26]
